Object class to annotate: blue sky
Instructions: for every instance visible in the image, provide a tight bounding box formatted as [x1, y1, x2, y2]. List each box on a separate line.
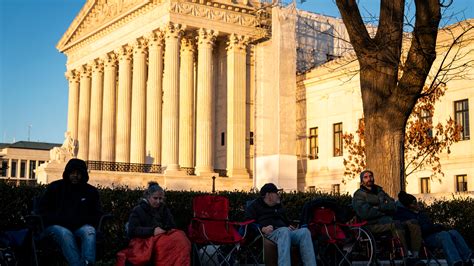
[0, 0, 472, 144]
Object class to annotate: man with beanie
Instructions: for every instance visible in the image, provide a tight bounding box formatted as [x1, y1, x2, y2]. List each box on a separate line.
[245, 183, 316, 266]
[352, 170, 424, 265]
[38, 158, 103, 266]
[395, 191, 473, 266]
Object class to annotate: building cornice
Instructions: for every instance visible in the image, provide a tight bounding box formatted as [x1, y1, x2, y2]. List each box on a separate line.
[58, 0, 270, 54]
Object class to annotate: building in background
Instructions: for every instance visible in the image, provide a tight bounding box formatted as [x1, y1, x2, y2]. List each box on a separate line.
[37, 0, 350, 191]
[297, 19, 474, 197]
[36, 0, 472, 196]
[0, 141, 60, 185]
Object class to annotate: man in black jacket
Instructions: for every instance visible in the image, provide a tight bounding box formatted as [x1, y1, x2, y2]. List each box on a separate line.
[38, 158, 102, 266]
[245, 183, 316, 266]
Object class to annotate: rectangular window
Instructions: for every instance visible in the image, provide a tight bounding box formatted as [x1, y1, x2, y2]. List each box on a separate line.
[454, 99, 470, 140]
[333, 123, 343, 157]
[420, 177, 430, 194]
[0, 160, 7, 177]
[221, 132, 225, 146]
[20, 160, 26, 178]
[308, 127, 318, 159]
[420, 109, 433, 137]
[456, 174, 468, 192]
[11, 160, 17, 177]
[29, 161, 36, 179]
[331, 184, 340, 195]
[249, 132, 254, 145]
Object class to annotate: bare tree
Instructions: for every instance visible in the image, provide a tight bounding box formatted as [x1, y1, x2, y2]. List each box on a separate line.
[333, 0, 447, 196]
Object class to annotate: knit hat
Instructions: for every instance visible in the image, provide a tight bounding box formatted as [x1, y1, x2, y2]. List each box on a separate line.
[260, 183, 279, 196]
[359, 170, 374, 182]
[62, 158, 89, 183]
[398, 191, 417, 207]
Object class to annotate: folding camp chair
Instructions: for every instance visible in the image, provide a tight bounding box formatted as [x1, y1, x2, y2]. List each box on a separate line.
[187, 195, 253, 266]
[26, 195, 112, 266]
[301, 199, 375, 266]
[240, 199, 301, 266]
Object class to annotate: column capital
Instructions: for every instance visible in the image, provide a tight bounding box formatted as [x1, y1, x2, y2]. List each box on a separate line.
[197, 28, 219, 46]
[115, 45, 133, 61]
[132, 38, 148, 55]
[181, 34, 196, 53]
[164, 23, 186, 39]
[146, 30, 165, 48]
[65, 69, 80, 83]
[227, 33, 249, 52]
[92, 58, 104, 73]
[103, 53, 118, 68]
[80, 64, 92, 78]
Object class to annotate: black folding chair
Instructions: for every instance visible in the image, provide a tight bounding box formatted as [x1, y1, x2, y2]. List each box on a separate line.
[26, 196, 112, 266]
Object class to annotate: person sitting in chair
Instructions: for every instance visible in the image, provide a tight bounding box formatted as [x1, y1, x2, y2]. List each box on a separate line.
[116, 182, 191, 266]
[395, 191, 473, 266]
[352, 170, 424, 264]
[38, 158, 103, 266]
[245, 183, 316, 266]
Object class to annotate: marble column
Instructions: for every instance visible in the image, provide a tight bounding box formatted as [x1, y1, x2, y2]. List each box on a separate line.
[115, 46, 133, 163]
[77, 64, 92, 160]
[195, 28, 218, 176]
[130, 39, 148, 164]
[89, 58, 104, 161]
[101, 53, 117, 162]
[179, 35, 196, 168]
[162, 23, 184, 172]
[226, 34, 250, 177]
[65, 70, 80, 140]
[145, 31, 165, 165]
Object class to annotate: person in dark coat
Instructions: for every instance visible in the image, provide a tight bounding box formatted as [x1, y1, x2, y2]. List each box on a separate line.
[352, 170, 423, 263]
[116, 182, 191, 266]
[245, 183, 316, 266]
[38, 158, 102, 266]
[395, 191, 473, 266]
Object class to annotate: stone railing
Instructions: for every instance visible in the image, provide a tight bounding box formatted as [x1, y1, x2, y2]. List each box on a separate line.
[0, 177, 38, 186]
[86, 161, 164, 174]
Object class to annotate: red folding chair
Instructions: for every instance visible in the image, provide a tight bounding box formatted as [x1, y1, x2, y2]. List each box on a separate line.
[187, 195, 253, 266]
[307, 205, 374, 266]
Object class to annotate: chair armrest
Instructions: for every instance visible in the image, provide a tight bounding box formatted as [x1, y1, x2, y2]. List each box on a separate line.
[97, 214, 113, 234]
[230, 219, 255, 238]
[229, 219, 255, 226]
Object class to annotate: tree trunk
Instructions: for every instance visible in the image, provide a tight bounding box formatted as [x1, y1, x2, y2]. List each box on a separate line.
[365, 115, 406, 197]
[336, 0, 440, 197]
[360, 65, 410, 197]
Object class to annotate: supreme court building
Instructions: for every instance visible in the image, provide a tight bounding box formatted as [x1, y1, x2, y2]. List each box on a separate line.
[36, 0, 350, 191]
[36, 0, 473, 196]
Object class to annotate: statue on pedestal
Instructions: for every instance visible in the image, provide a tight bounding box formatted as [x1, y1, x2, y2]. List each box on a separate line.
[49, 132, 78, 162]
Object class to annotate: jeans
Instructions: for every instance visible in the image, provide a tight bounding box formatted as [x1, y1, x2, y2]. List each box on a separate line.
[425, 229, 472, 266]
[43, 224, 96, 266]
[267, 227, 317, 266]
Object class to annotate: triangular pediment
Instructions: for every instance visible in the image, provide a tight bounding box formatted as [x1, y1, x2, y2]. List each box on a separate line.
[57, 0, 152, 52]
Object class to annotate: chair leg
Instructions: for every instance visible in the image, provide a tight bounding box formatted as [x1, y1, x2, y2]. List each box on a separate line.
[31, 235, 39, 266]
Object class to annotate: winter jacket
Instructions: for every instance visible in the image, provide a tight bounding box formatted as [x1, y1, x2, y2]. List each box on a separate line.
[394, 201, 445, 238]
[245, 197, 289, 228]
[352, 185, 396, 225]
[38, 159, 102, 231]
[127, 199, 176, 238]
